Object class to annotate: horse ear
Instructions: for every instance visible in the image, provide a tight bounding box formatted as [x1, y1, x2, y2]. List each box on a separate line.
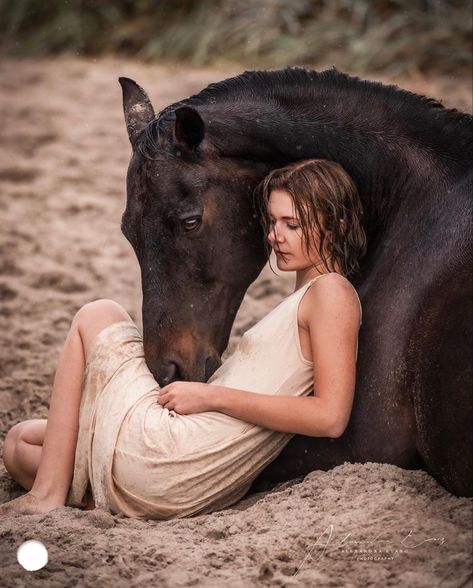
[119, 77, 155, 147]
[174, 106, 205, 150]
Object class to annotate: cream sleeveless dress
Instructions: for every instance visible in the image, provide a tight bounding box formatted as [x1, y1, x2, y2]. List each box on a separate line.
[66, 273, 362, 519]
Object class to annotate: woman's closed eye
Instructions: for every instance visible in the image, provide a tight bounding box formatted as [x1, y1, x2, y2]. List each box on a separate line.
[269, 219, 300, 230]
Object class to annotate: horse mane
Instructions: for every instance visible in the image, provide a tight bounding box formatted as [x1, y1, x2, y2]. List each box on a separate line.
[140, 66, 472, 160]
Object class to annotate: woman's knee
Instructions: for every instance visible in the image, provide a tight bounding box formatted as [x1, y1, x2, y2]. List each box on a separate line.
[3, 424, 22, 471]
[4, 421, 30, 447]
[3, 419, 45, 451]
[74, 299, 133, 330]
[73, 299, 135, 358]
[3, 419, 46, 477]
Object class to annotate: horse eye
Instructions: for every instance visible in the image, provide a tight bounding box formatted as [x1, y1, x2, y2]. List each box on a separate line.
[182, 216, 201, 232]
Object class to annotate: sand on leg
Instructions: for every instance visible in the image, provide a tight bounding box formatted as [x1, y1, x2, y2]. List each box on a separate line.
[0, 299, 134, 515]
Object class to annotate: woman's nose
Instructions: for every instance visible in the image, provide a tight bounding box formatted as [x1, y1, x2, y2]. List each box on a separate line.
[268, 224, 283, 243]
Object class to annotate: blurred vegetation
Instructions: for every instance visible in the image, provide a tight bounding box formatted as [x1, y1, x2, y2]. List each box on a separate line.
[0, 0, 471, 75]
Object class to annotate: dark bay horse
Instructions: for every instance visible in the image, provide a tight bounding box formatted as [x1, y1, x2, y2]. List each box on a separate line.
[119, 67, 473, 497]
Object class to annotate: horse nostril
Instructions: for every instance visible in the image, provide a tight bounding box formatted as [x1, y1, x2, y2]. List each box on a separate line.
[154, 356, 219, 386]
[155, 361, 181, 387]
[205, 355, 221, 381]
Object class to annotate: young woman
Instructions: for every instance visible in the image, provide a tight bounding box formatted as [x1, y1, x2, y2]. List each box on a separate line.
[1, 158, 367, 519]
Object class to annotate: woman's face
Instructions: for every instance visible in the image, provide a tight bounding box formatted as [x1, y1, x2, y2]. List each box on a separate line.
[267, 189, 326, 271]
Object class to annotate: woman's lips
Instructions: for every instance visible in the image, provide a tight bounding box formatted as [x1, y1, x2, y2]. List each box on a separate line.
[275, 251, 290, 256]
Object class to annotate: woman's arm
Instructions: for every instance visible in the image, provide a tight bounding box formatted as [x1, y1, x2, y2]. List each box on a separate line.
[210, 387, 343, 437]
[211, 277, 361, 438]
[159, 277, 361, 438]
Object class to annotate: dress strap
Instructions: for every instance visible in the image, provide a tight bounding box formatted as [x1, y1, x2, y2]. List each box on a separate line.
[304, 273, 334, 288]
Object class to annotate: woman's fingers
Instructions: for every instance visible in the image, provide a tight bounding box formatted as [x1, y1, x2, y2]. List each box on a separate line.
[158, 392, 171, 407]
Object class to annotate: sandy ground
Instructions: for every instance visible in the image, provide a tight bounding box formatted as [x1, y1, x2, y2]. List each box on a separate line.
[0, 56, 471, 587]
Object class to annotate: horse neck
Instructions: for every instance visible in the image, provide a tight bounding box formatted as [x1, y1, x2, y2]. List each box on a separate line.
[198, 82, 470, 237]
[203, 105, 419, 235]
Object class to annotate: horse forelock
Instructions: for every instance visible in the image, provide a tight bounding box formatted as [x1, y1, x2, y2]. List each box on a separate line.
[136, 113, 179, 161]
[136, 119, 159, 160]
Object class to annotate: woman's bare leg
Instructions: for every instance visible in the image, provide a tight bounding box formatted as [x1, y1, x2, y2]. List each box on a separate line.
[3, 419, 47, 490]
[0, 299, 133, 515]
[3, 419, 95, 510]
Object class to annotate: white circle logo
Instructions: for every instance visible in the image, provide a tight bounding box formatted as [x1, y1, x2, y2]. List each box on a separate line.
[17, 540, 48, 571]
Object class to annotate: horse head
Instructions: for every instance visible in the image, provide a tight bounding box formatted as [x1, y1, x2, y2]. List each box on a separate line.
[119, 77, 269, 386]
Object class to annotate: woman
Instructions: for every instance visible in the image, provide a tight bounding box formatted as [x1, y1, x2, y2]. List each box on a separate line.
[1, 158, 367, 519]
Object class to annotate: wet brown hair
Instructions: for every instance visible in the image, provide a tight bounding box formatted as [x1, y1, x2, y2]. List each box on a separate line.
[254, 158, 367, 278]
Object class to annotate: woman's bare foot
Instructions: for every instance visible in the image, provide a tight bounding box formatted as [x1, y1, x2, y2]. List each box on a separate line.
[0, 492, 63, 515]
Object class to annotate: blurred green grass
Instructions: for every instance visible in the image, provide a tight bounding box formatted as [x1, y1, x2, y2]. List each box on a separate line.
[0, 0, 471, 75]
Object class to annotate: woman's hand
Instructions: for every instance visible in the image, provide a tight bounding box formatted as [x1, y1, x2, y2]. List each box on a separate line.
[157, 381, 217, 415]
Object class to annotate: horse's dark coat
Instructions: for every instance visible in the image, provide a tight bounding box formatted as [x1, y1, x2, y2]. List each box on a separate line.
[119, 67, 473, 497]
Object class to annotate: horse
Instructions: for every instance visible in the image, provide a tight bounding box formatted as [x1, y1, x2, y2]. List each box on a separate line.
[119, 66, 473, 497]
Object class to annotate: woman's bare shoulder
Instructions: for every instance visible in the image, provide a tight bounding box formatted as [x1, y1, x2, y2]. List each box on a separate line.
[299, 273, 362, 330]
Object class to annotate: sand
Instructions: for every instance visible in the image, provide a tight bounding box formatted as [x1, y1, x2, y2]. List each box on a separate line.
[0, 56, 471, 587]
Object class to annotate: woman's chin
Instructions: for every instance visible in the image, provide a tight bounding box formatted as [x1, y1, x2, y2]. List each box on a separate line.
[276, 256, 292, 267]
